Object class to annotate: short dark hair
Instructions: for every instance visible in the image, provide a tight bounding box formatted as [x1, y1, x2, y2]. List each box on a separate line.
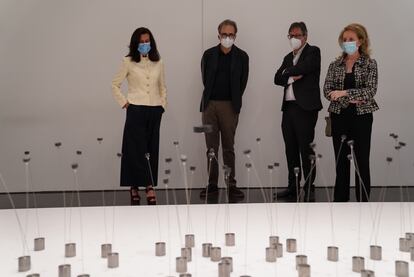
[288, 22, 308, 36]
[218, 19, 238, 34]
[127, 27, 160, 63]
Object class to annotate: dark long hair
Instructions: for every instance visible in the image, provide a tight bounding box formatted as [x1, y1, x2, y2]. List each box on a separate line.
[127, 27, 160, 63]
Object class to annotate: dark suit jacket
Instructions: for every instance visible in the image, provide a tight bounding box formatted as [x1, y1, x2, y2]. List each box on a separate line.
[274, 43, 322, 112]
[200, 45, 249, 114]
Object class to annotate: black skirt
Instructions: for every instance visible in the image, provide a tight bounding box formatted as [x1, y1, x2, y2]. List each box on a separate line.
[120, 104, 163, 187]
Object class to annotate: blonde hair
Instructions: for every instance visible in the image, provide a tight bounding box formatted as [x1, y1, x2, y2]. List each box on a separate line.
[338, 23, 371, 57]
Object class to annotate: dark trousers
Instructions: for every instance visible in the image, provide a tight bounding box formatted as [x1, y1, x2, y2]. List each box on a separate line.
[331, 105, 373, 202]
[120, 105, 163, 187]
[202, 101, 239, 186]
[282, 102, 318, 192]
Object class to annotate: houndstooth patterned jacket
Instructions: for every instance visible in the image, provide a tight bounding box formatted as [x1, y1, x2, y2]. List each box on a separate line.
[323, 55, 379, 115]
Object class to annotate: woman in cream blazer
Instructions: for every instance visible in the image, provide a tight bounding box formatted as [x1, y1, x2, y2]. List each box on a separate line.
[112, 27, 167, 205]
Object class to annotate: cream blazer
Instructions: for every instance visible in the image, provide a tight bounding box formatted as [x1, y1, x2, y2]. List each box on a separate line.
[112, 56, 167, 109]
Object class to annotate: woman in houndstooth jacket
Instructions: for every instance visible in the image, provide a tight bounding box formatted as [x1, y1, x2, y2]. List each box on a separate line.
[323, 23, 378, 202]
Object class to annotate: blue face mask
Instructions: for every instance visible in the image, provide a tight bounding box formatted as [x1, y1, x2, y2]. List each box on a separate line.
[138, 42, 151, 55]
[342, 41, 358, 55]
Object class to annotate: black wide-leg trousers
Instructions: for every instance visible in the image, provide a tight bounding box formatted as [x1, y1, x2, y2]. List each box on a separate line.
[331, 105, 373, 202]
[120, 105, 163, 187]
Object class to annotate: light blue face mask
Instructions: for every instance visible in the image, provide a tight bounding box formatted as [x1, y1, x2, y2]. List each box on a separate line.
[138, 42, 151, 55]
[342, 41, 358, 55]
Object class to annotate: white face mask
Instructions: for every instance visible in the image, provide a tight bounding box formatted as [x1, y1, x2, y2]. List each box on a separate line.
[289, 37, 302, 50]
[220, 37, 234, 49]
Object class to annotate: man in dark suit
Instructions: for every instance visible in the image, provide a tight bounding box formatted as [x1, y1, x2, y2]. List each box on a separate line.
[199, 19, 249, 199]
[274, 22, 322, 201]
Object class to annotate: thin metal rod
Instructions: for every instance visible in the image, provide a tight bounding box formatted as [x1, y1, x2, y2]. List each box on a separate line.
[396, 150, 407, 236]
[55, 144, 67, 263]
[111, 153, 121, 247]
[24, 161, 30, 242]
[244, 167, 251, 275]
[165, 182, 172, 275]
[145, 155, 162, 241]
[245, 153, 274, 235]
[317, 158, 336, 245]
[181, 159, 193, 234]
[72, 167, 86, 272]
[369, 160, 390, 245]
[273, 164, 280, 235]
[27, 163, 41, 237]
[172, 187, 183, 247]
[0, 172, 30, 255]
[97, 140, 109, 244]
[204, 157, 213, 242]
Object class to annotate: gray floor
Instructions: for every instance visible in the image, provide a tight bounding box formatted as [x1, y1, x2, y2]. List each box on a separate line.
[0, 186, 411, 209]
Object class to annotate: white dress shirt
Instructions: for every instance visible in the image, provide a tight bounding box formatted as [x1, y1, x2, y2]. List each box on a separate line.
[285, 43, 307, 101]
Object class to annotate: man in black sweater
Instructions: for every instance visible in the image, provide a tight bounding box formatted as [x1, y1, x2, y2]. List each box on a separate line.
[199, 19, 249, 199]
[274, 22, 322, 201]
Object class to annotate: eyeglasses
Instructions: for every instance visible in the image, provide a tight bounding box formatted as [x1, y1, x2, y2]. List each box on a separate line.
[287, 34, 304, 39]
[220, 33, 236, 39]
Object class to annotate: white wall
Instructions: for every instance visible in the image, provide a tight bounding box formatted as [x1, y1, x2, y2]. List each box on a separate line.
[1, 0, 413, 192]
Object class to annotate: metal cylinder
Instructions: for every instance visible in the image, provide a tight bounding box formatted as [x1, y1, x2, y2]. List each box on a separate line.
[225, 233, 235, 246]
[181, 247, 192, 262]
[296, 255, 307, 269]
[155, 242, 166, 257]
[395, 260, 409, 277]
[276, 243, 283, 257]
[327, 246, 338, 262]
[18, 256, 31, 272]
[202, 243, 212, 257]
[34, 237, 45, 251]
[77, 275, 90, 277]
[266, 247, 277, 262]
[221, 257, 233, 272]
[58, 264, 71, 277]
[65, 243, 76, 258]
[269, 236, 279, 248]
[297, 264, 311, 277]
[101, 243, 112, 258]
[406, 232, 414, 241]
[369, 245, 382, 261]
[26, 274, 40, 277]
[210, 247, 221, 262]
[411, 247, 414, 261]
[218, 260, 231, 277]
[352, 256, 365, 273]
[185, 234, 195, 248]
[286, 238, 297, 253]
[179, 274, 191, 277]
[406, 232, 414, 248]
[400, 237, 410, 252]
[107, 252, 119, 268]
[361, 269, 375, 277]
[176, 257, 187, 273]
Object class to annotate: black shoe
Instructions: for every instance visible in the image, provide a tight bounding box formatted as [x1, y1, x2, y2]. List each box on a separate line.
[303, 185, 315, 202]
[228, 185, 245, 198]
[275, 188, 296, 199]
[200, 184, 219, 198]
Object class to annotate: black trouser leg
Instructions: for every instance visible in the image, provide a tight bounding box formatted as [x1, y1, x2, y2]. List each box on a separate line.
[351, 113, 373, 202]
[282, 102, 318, 192]
[282, 108, 301, 192]
[202, 102, 220, 186]
[331, 112, 351, 202]
[146, 106, 163, 187]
